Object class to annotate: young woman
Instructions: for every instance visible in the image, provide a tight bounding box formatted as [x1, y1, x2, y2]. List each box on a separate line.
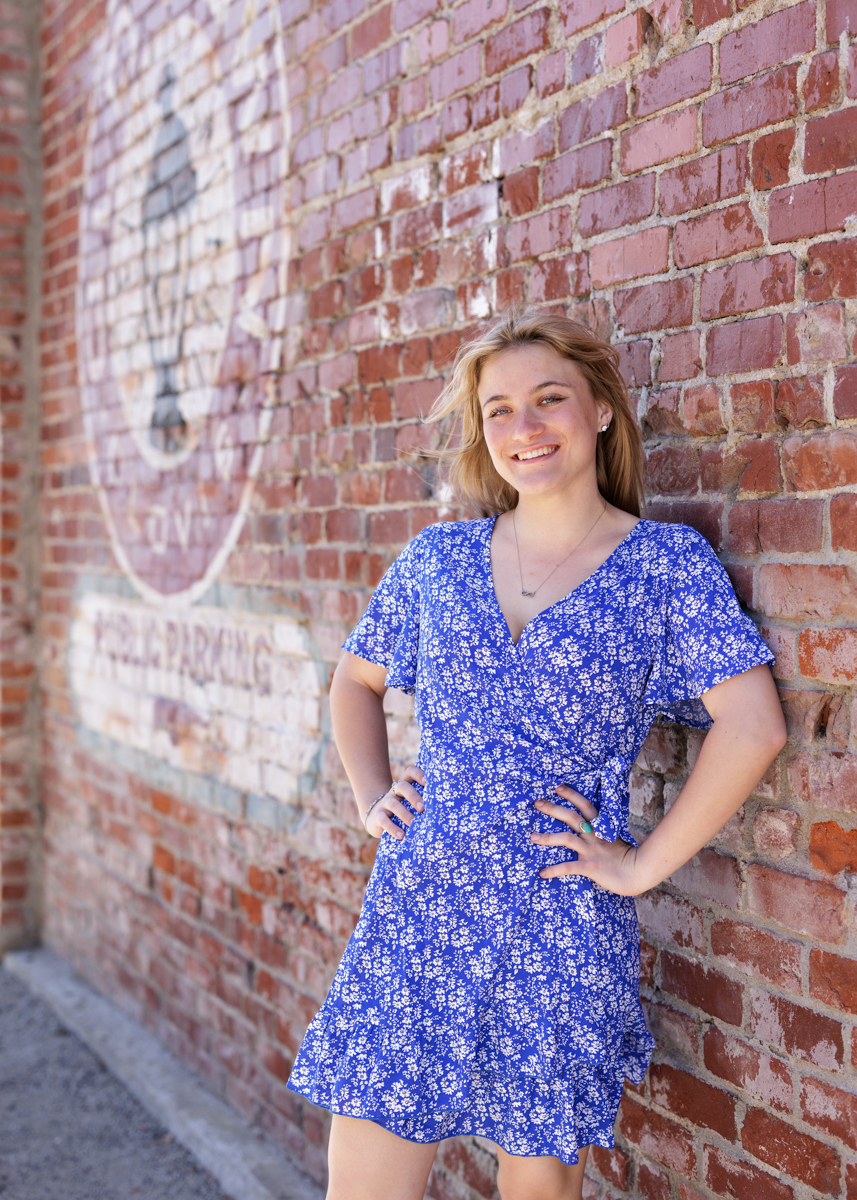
[287, 310, 787, 1200]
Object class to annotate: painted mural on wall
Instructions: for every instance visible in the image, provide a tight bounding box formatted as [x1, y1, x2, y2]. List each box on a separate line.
[76, 0, 289, 605]
[72, 0, 324, 811]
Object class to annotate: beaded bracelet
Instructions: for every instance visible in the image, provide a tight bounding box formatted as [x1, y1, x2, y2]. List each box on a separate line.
[361, 787, 392, 829]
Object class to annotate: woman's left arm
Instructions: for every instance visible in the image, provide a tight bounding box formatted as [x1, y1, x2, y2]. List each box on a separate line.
[535, 664, 787, 895]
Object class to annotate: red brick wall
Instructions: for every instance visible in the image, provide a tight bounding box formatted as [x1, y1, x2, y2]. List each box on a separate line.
[0, 0, 41, 953]
[36, 0, 857, 1197]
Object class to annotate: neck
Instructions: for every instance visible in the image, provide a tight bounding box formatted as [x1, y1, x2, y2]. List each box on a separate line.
[510, 479, 606, 549]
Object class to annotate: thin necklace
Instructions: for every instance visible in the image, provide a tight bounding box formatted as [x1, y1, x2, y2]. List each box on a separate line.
[512, 501, 608, 598]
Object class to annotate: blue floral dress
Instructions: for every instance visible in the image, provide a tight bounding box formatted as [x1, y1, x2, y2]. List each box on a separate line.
[287, 517, 774, 1162]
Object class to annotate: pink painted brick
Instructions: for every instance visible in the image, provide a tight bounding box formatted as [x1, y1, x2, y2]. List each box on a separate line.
[590, 226, 669, 288]
[620, 108, 697, 173]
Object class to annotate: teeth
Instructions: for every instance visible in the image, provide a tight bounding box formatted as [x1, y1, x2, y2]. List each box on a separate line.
[516, 446, 555, 461]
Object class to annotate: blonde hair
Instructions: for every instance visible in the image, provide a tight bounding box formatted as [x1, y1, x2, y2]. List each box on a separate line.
[424, 308, 645, 518]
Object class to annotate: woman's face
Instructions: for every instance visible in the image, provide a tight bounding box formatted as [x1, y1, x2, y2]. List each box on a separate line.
[477, 343, 613, 500]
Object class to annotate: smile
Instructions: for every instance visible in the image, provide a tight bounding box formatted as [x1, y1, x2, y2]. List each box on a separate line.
[513, 445, 558, 462]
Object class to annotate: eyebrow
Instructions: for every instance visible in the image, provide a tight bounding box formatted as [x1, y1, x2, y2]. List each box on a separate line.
[481, 380, 571, 409]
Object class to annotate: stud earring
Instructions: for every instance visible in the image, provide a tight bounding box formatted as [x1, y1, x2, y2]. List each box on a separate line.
[601, 423, 610, 431]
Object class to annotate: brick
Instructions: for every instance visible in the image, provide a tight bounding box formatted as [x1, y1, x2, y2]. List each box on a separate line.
[776, 375, 825, 430]
[590, 227, 668, 288]
[503, 207, 573, 263]
[334, 188, 377, 232]
[661, 952, 744, 1025]
[782, 430, 857, 492]
[493, 118, 553, 176]
[811, 821, 857, 876]
[758, 564, 857, 621]
[635, 44, 713, 117]
[705, 1147, 794, 1200]
[801, 1076, 857, 1151]
[752, 128, 795, 191]
[560, 0, 623, 38]
[810, 948, 857, 1014]
[703, 1028, 792, 1112]
[683, 383, 722, 434]
[710, 917, 802, 992]
[395, 0, 440, 30]
[439, 144, 488, 197]
[443, 183, 498, 236]
[827, 0, 857, 39]
[579, 174, 655, 236]
[660, 332, 701, 384]
[742, 1109, 840, 1193]
[674, 202, 763, 269]
[707, 315, 782, 376]
[502, 167, 539, 216]
[804, 51, 841, 112]
[832, 494, 857, 551]
[702, 66, 799, 146]
[622, 108, 697, 173]
[392, 203, 442, 250]
[778, 689, 850, 748]
[570, 35, 600, 86]
[529, 254, 590, 301]
[485, 8, 549, 75]
[799, 628, 857, 685]
[660, 145, 749, 216]
[646, 443, 699, 497]
[471, 82, 499, 128]
[636, 891, 704, 950]
[645, 388, 683, 435]
[730, 380, 776, 434]
[558, 84, 627, 150]
[805, 108, 857, 174]
[701, 254, 794, 321]
[789, 747, 857, 811]
[429, 46, 480, 102]
[543, 141, 612, 202]
[671, 848, 740, 907]
[452, 0, 503, 42]
[769, 170, 857, 242]
[650, 1064, 736, 1138]
[747, 864, 846, 943]
[617, 340, 652, 387]
[730, 437, 781, 495]
[834, 364, 857, 419]
[500, 66, 530, 116]
[638, 1162, 671, 1200]
[720, 1, 815, 85]
[807, 238, 857, 301]
[618, 1096, 696, 1175]
[381, 165, 432, 214]
[605, 10, 648, 68]
[536, 50, 566, 97]
[754, 807, 799, 859]
[752, 989, 843, 1072]
[615, 279, 693, 334]
[589, 1145, 629, 1191]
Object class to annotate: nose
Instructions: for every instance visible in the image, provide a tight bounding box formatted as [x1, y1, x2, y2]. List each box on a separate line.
[511, 404, 545, 439]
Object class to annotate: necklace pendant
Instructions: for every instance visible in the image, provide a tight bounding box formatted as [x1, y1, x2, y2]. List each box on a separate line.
[521, 589, 536, 597]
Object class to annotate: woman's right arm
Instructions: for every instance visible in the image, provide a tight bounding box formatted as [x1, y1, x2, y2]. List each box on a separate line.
[330, 651, 424, 839]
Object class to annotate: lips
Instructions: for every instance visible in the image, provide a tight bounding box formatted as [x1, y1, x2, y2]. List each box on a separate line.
[513, 445, 559, 462]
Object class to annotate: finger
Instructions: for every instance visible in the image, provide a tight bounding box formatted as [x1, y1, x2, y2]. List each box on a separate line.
[393, 779, 425, 811]
[534, 797, 594, 829]
[383, 797, 418, 825]
[539, 860, 589, 879]
[375, 812, 406, 840]
[401, 764, 426, 786]
[530, 831, 579, 847]
[553, 786, 598, 820]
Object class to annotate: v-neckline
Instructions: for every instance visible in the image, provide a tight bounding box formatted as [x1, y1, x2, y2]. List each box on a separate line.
[484, 514, 647, 650]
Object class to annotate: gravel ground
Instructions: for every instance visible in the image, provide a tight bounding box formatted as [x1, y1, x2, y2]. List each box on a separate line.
[0, 966, 234, 1200]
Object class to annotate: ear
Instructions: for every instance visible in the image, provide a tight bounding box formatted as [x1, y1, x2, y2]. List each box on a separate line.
[597, 404, 613, 429]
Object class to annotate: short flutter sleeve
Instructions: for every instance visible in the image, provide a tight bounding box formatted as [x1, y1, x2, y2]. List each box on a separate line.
[342, 529, 427, 695]
[644, 527, 775, 729]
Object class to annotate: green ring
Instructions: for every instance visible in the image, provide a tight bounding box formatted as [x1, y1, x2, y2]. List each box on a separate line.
[580, 820, 593, 834]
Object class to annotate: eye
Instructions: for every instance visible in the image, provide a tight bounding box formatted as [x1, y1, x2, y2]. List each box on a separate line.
[485, 405, 511, 419]
[538, 393, 565, 406]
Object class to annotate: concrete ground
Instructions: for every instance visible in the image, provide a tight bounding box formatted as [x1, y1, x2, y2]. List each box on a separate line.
[0, 966, 234, 1200]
